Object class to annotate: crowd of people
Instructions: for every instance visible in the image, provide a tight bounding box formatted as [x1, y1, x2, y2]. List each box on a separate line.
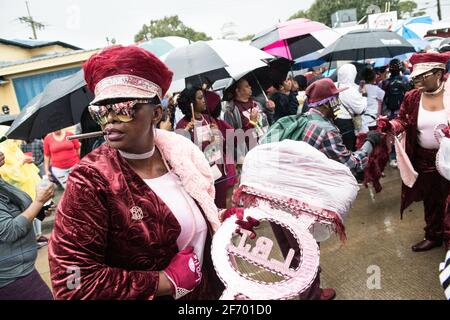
[0, 41, 449, 300]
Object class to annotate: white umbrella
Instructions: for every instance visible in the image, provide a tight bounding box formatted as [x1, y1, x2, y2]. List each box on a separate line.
[138, 36, 191, 57]
[162, 40, 273, 90]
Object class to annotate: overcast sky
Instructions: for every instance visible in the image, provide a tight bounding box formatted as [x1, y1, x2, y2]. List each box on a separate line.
[0, 0, 448, 50]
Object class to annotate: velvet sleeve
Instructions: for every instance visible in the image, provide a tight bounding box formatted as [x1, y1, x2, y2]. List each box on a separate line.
[48, 165, 160, 300]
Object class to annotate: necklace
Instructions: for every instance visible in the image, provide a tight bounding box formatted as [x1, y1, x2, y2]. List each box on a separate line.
[118, 146, 155, 159]
[424, 82, 445, 95]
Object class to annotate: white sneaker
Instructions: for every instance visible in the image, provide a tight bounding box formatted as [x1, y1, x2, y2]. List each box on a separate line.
[389, 160, 398, 168]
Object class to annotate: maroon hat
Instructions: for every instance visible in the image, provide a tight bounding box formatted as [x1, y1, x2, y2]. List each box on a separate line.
[409, 52, 450, 78]
[305, 78, 347, 107]
[83, 45, 173, 105]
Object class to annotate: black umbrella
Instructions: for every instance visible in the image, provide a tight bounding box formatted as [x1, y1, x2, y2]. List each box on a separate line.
[318, 29, 416, 62]
[223, 57, 293, 101]
[0, 114, 17, 126]
[4, 70, 93, 141]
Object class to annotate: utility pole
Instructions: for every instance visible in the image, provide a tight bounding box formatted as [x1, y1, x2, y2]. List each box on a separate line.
[18, 1, 45, 39]
[437, 0, 442, 20]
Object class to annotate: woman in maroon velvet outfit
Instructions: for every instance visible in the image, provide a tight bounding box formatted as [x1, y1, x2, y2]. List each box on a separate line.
[176, 89, 237, 209]
[378, 52, 450, 252]
[48, 46, 223, 300]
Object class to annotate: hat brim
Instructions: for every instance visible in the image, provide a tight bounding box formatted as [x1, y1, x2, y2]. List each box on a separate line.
[333, 86, 348, 95]
[410, 64, 446, 79]
[307, 86, 348, 106]
[90, 85, 160, 105]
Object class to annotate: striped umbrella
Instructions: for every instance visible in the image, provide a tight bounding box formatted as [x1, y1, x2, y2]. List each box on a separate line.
[250, 18, 341, 60]
[394, 16, 433, 40]
[138, 36, 191, 57]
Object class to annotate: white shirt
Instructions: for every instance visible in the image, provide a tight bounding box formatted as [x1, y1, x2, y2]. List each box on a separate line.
[144, 172, 208, 265]
[417, 98, 447, 150]
[361, 84, 385, 133]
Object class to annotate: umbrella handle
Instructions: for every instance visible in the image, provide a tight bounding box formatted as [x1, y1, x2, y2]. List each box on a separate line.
[67, 131, 105, 141]
[191, 103, 195, 122]
[251, 72, 269, 102]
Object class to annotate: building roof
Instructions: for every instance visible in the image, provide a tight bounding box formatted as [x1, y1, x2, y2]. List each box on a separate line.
[0, 38, 81, 50]
[0, 48, 98, 69]
[0, 48, 101, 77]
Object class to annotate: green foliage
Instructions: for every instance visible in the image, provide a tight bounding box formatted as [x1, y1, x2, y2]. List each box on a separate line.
[239, 34, 255, 41]
[289, 10, 310, 20]
[134, 15, 211, 43]
[288, 1, 426, 26]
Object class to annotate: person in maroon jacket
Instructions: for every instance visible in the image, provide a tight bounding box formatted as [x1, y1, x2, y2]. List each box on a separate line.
[176, 88, 238, 209]
[48, 46, 224, 300]
[378, 52, 450, 252]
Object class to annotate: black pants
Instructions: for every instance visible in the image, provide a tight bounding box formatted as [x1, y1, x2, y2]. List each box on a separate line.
[334, 118, 356, 151]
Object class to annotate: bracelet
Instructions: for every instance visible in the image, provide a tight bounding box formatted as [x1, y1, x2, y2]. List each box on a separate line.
[249, 120, 257, 126]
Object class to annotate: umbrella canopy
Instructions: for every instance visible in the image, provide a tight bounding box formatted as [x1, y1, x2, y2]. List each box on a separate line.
[318, 29, 416, 62]
[0, 114, 17, 126]
[441, 38, 450, 46]
[394, 16, 433, 40]
[407, 38, 431, 51]
[162, 40, 273, 91]
[250, 18, 340, 60]
[223, 57, 293, 100]
[138, 36, 191, 57]
[5, 69, 93, 141]
[372, 53, 414, 68]
[292, 50, 325, 70]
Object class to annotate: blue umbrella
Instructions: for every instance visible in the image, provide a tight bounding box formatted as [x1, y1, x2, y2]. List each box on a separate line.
[394, 16, 433, 40]
[292, 51, 325, 70]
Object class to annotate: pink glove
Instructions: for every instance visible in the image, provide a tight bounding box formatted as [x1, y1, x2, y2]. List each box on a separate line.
[163, 246, 202, 299]
[443, 126, 450, 138]
[377, 116, 393, 133]
[221, 207, 260, 239]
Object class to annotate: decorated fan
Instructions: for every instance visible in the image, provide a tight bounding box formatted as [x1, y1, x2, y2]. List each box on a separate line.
[212, 140, 359, 299]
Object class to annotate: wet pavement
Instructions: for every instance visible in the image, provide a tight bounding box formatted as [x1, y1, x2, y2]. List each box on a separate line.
[35, 167, 447, 300]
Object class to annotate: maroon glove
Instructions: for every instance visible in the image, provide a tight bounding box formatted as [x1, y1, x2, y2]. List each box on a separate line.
[376, 116, 393, 133]
[222, 207, 260, 239]
[163, 246, 202, 299]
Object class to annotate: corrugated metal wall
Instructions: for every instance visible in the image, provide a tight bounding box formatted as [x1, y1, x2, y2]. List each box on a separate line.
[13, 67, 80, 109]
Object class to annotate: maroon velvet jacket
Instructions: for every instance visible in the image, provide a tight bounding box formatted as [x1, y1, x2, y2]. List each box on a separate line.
[48, 144, 223, 300]
[391, 89, 443, 213]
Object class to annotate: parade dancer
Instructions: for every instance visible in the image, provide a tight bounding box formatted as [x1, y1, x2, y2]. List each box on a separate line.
[378, 52, 450, 252]
[49, 46, 224, 299]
